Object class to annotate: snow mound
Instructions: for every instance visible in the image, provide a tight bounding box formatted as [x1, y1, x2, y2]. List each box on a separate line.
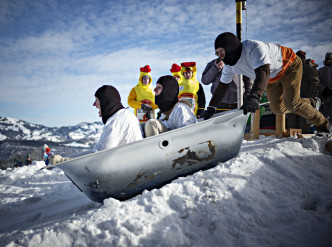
[0, 136, 332, 247]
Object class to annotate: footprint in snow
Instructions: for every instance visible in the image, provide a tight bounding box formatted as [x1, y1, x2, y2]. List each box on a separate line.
[22, 197, 42, 205]
[25, 212, 42, 222]
[301, 195, 320, 211]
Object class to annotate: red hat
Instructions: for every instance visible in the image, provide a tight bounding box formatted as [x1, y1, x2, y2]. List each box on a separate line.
[140, 65, 151, 73]
[181, 62, 196, 68]
[170, 63, 181, 73]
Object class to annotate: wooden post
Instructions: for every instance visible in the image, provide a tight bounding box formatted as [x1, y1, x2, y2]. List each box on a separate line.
[250, 109, 260, 139]
[325, 140, 332, 156]
[275, 114, 286, 137]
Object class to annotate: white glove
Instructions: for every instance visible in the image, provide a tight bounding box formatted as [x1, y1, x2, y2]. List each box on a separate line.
[49, 155, 71, 165]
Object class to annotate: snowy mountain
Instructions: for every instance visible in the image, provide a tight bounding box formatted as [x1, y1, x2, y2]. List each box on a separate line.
[0, 116, 103, 144]
[0, 116, 103, 169]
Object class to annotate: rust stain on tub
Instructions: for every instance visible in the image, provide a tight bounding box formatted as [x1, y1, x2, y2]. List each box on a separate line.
[172, 140, 216, 169]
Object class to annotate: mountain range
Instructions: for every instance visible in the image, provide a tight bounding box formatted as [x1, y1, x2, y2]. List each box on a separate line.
[0, 117, 104, 169]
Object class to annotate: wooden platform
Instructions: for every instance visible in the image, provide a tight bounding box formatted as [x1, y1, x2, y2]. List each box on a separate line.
[243, 110, 315, 140]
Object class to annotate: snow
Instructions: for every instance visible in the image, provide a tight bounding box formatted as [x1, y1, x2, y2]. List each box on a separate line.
[0, 117, 104, 147]
[0, 133, 7, 141]
[64, 142, 91, 148]
[0, 135, 332, 247]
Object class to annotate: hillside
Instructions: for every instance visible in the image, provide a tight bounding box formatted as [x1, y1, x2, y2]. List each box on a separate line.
[0, 117, 103, 169]
[1, 135, 331, 246]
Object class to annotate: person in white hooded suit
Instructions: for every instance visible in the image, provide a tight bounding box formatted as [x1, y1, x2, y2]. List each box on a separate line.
[93, 85, 143, 151]
[145, 75, 197, 137]
[49, 85, 143, 164]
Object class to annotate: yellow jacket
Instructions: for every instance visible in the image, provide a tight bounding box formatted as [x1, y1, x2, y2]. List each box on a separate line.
[178, 62, 205, 116]
[128, 65, 158, 122]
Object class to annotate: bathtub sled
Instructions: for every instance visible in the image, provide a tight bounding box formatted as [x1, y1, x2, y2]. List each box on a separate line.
[52, 109, 249, 203]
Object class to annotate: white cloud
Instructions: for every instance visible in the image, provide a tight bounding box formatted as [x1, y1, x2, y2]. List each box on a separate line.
[0, 0, 332, 126]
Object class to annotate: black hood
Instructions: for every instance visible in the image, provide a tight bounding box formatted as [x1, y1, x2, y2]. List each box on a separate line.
[214, 32, 242, 66]
[155, 75, 179, 113]
[94, 85, 124, 124]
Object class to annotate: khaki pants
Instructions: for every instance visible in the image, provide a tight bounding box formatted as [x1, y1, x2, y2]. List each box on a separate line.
[145, 119, 169, 137]
[267, 56, 326, 127]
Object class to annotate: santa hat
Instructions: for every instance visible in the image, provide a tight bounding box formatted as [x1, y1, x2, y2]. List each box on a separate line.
[170, 63, 181, 73]
[43, 144, 49, 151]
[140, 65, 151, 73]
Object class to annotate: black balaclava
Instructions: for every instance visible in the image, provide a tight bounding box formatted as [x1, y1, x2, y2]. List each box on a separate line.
[214, 32, 242, 66]
[94, 85, 124, 124]
[325, 52, 332, 66]
[155, 75, 179, 113]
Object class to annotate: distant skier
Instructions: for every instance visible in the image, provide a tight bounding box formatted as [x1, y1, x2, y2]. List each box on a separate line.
[49, 85, 143, 165]
[203, 32, 331, 136]
[43, 144, 53, 165]
[25, 154, 32, 166]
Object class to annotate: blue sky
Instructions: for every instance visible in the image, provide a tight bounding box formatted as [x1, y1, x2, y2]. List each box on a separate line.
[0, 0, 331, 127]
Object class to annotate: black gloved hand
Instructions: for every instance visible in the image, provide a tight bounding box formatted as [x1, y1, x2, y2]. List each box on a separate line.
[141, 104, 152, 112]
[241, 93, 261, 115]
[243, 91, 250, 102]
[203, 106, 216, 120]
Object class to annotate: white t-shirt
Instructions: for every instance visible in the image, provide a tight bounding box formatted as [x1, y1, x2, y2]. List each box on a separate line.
[220, 40, 283, 83]
[94, 108, 143, 151]
[161, 102, 198, 130]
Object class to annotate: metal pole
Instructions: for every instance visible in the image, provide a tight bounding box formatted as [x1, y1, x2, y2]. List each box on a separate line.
[235, 0, 244, 108]
[236, 0, 242, 42]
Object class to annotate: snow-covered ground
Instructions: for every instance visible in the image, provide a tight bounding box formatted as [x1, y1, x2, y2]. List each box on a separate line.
[1, 135, 332, 247]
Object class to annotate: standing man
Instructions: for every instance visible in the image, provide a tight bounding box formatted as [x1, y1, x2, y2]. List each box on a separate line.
[204, 32, 331, 136]
[128, 65, 158, 123]
[318, 52, 332, 124]
[178, 62, 205, 118]
[202, 57, 253, 113]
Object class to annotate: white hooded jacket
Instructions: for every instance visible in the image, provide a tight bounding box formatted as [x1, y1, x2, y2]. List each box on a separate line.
[94, 108, 143, 151]
[161, 102, 198, 130]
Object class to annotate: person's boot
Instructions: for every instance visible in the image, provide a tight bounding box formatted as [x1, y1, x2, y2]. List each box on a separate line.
[307, 97, 322, 126]
[310, 97, 321, 111]
[316, 119, 332, 137]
